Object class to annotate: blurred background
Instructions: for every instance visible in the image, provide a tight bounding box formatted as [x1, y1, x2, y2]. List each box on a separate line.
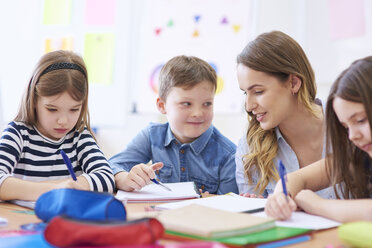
[0, 0, 371, 158]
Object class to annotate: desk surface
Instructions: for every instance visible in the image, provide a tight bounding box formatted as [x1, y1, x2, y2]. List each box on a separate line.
[0, 201, 347, 248]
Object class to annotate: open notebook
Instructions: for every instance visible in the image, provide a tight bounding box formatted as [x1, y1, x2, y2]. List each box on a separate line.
[115, 181, 201, 203]
[154, 194, 266, 213]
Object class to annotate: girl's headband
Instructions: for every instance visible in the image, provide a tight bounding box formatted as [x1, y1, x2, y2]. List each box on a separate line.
[40, 62, 87, 78]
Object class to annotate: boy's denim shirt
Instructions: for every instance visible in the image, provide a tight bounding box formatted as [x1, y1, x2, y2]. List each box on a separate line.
[109, 122, 238, 194]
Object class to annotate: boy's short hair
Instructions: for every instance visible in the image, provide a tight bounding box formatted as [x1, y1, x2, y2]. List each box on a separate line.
[158, 55, 217, 101]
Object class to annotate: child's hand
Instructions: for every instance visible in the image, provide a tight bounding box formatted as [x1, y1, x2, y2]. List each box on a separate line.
[265, 192, 297, 220]
[239, 192, 264, 198]
[119, 162, 163, 191]
[51, 179, 86, 191]
[199, 188, 210, 195]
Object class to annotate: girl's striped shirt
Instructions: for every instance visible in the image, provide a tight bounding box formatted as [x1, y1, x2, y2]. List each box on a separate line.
[0, 121, 114, 193]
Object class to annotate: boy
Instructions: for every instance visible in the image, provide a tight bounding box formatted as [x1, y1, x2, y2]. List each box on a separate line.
[109, 55, 238, 194]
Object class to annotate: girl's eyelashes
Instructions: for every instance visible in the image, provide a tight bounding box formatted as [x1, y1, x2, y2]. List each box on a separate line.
[357, 118, 367, 124]
[46, 107, 81, 112]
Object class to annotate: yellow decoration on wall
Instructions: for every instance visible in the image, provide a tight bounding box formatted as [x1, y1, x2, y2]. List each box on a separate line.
[216, 76, 224, 94]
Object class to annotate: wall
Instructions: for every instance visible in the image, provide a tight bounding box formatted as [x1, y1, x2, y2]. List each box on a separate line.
[0, 0, 371, 158]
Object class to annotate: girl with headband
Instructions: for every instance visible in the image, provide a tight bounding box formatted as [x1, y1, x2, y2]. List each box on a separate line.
[0, 50, 115, 201]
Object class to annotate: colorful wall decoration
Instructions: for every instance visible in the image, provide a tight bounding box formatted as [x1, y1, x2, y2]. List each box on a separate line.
[134, 0, 251, 113]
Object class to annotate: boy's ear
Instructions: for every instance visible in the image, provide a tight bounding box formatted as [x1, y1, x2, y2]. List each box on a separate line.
[156, 97, 167, 114]
[290, 75, 302, 94]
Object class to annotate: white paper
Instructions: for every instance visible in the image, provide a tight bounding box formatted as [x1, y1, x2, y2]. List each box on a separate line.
[10, 200, 36, 209]
[253, 211, 341, 230]
[155, 194, 267, 213]
[115, 181, 200, 202]
[0, 216, 8, 227]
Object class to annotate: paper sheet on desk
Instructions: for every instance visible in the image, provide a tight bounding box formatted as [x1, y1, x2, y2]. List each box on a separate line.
[155, 194, 267, 213]
[10, 200, 36, 209]
[253, 211, 341, 230]
[0, 216, 8, 227]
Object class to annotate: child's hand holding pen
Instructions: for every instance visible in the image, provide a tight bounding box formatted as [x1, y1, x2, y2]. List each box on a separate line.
[265, 191, 297, 220]
[264, 160, 297, 220]
[51, 179, 86, 191]
[116, 162, 164, 191]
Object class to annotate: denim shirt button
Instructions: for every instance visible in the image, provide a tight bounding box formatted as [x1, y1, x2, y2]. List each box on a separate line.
[155, 170, 160, 175]
[201, 185, 205, 190]
[180, 149, 185, 154]
[181, 167, 186, 172]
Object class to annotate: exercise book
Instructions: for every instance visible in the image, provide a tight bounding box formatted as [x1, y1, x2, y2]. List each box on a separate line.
[154, 194, 266, 213]
[156, 204, 275, 238]
[115, 181, 200, 203]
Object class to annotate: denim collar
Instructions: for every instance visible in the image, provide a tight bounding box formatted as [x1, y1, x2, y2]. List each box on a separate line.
[164, 124, 214, 155]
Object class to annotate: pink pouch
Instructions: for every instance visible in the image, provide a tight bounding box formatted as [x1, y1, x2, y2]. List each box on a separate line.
[44, 216, 164, 247]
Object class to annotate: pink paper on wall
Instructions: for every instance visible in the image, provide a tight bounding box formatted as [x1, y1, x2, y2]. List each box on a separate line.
[85, 0, 115, 25]
[328, 0, 366, 40]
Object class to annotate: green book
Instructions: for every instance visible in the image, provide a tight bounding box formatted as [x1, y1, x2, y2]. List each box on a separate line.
[157, 204, 276, 239]
[165, 226, 310, 246]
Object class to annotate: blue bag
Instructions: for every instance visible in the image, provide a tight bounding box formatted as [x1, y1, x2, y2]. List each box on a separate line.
[35, 189, 126, 222]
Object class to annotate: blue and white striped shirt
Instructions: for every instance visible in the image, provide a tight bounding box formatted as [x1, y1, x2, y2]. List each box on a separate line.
[0, 121, 114, 193]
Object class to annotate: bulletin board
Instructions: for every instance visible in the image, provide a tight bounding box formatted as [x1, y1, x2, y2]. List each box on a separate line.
[133, 0, 252, 114]
[0, 0, 132, 128]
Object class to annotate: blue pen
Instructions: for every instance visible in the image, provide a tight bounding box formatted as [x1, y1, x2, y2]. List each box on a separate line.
[60, 150, 77, 181]
[151, 178, 172, 191]
[279, 160, 288, 201]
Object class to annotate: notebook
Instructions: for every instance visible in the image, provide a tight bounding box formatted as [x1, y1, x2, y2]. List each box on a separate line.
[10, 200, 36, 209]
[154, 194, 266, 213]
[156, 204, 275, 238]
[253, 211, 341, 230]
[115, 181, 201, 203]
[163, 226, 310, 247]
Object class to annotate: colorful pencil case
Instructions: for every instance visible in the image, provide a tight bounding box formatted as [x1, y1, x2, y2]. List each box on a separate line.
[338, 221, 372, 247]
[35, 188, 126, 222]
[44, 216, 164, 247]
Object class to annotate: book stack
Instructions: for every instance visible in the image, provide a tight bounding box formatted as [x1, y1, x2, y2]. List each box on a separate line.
[156, 204, 275, 239]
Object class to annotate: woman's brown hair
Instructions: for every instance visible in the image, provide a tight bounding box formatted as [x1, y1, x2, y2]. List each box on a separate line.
[325, 56, 372, 199]
[237, 31, 318, 194]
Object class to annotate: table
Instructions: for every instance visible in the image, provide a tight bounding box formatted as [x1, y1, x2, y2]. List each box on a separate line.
[0, 201, 347, 247]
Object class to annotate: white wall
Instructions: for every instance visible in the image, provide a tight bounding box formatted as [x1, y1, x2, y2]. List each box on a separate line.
[0, 0, 371, 158]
